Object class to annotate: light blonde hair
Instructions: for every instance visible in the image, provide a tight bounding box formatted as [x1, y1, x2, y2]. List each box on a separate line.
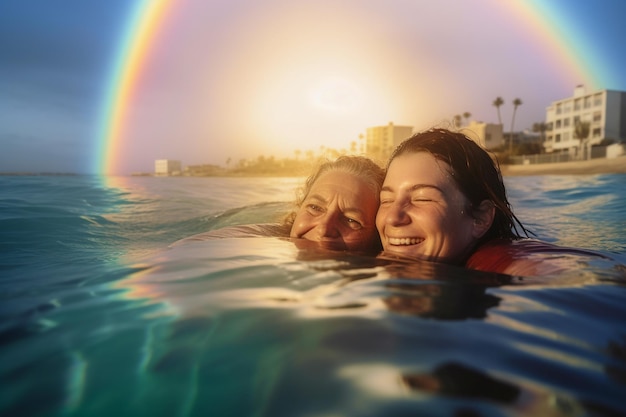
[283, 155, 385, 226]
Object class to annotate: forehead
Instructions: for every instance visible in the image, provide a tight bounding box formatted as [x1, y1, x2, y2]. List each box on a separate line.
[385, 152, 456, 188]
[310, 170, 375, 197]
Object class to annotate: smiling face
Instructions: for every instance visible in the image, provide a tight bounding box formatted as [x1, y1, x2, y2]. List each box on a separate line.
[376, 152, 484, 264]
[289, 170, 379, 251]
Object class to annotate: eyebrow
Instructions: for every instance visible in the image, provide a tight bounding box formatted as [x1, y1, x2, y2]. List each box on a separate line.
[380, 184, 445, 194]
[306, 193, 369, 219]
[305, 194, 330, 206]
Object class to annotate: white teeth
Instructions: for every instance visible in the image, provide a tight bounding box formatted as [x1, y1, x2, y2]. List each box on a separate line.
[388, 237, 422, 246]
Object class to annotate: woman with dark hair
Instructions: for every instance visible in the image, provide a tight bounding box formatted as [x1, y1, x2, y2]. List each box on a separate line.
[376, 128, 609, 275]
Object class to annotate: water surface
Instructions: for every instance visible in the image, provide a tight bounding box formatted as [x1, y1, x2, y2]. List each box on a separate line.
[1, 174, 625, 416]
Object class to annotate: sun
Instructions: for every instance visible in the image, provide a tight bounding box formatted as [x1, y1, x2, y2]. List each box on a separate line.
[309, 77, 362, 114]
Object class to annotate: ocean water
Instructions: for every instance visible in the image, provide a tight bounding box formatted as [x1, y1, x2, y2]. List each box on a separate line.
[1, 173, 625, 417]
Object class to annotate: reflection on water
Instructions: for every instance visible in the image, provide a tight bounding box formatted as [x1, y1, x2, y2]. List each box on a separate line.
[2, 174, 626, 416]
[100, 236, 626, 416]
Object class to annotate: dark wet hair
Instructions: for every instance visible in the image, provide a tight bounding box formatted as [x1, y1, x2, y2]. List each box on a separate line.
[284, 155, 385, 226]
[388, 128, 530, 243]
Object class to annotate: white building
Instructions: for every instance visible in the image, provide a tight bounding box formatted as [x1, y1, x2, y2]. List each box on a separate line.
[464, 121, 505, 150]
[544, 85, 626, 157]
[154, 159, 182, 176]
[365, 122, 413, 162]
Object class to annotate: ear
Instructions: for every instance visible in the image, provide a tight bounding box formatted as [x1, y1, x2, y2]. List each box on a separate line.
[471, 200, 495, 239]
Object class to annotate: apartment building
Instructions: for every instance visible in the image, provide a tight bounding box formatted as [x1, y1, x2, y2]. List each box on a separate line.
[154, 159, 182, 175]
[365, 122, 413, 162]
[464, 121, 505, 150]
[544, 85, 626, 157]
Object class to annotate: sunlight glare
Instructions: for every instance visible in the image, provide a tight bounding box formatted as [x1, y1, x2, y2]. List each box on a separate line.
[309, 77, 362, 114]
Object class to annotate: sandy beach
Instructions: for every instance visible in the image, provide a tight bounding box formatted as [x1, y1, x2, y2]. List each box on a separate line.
[500, 155, 626, 176]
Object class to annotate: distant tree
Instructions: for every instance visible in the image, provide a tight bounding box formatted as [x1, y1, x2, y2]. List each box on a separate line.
[599, 138, 616, 146]
[516, 141, 543, 155]
[574, 120, 591, 160]
[463, 112, 472, 126]
[509, 98, 523, 152]
[294, 149, 301, 160]
[493, 97, 504, 125]
[532, 122, 547, 143]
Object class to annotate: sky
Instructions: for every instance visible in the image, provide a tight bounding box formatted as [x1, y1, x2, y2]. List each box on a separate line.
[1, 0, 625, 174]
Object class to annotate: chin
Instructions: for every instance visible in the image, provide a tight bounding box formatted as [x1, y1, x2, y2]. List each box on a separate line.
[385, 245, 423, 258]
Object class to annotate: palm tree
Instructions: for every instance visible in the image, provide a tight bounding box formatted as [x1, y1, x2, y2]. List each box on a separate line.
[509, 98, 523, 153]
[463, 112, 472, 126]
[574, 120, 591, 160]
[493, 97, 504, 125]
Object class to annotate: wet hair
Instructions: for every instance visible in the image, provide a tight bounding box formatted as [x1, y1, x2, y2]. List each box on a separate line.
[388, 128, 530, 243]
[284, 155, 385, 226]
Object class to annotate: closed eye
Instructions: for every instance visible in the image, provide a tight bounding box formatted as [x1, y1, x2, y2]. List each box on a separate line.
[379, 194, 394, 205]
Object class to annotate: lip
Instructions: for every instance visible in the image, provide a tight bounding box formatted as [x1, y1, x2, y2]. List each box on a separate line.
[387, 237, 424, 246]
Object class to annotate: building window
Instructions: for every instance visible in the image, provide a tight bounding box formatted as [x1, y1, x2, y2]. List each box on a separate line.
[556, 103, 562, 114]
[555, 119, 562, 129]
[593, 111, 602, 122]
[555, 134, 561, 143]
[584, 96, 591, 109]
[592, 128, 601, 138]
[594, 93, 602, 106]
[574, 116, 580, 125]
[574, 98, 581, 111]
[563, 131, 570, 142]
[563, 118, 570, 127]
[564, 104, 571, 113]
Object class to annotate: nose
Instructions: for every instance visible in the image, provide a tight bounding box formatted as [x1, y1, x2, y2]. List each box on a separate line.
[382, 200, 411, 226]
[313, 211, 341, 239]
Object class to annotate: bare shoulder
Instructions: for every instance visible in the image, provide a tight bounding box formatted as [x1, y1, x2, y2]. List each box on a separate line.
[466, 239, 611, 276]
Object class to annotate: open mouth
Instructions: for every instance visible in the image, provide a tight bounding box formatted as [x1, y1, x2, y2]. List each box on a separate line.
[387, 237, 423, 246]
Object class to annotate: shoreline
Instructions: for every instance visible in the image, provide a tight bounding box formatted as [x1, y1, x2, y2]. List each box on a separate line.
[500, 155, 626, 176]
[3, 156, 625, 178]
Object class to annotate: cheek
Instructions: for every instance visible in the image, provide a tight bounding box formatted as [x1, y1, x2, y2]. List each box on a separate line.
[417, 207, 450, 231]
[344, 229, 378, 250]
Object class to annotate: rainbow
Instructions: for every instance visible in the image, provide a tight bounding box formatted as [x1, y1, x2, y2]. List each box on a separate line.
[95, 0, 173, 176]
[95, 1, 605, 176]
[502, 1, 605, 90]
